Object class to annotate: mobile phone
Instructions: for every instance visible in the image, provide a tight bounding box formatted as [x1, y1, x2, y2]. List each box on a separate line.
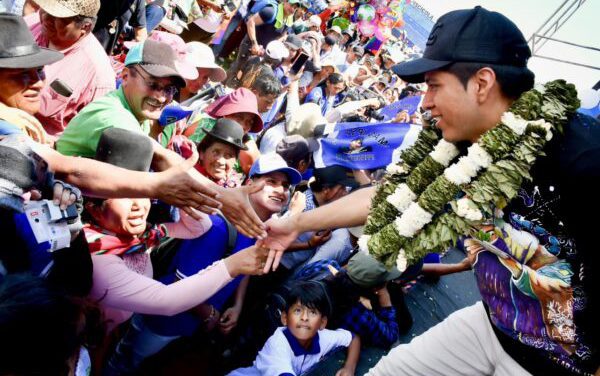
[290, 52, 309, 75]
[50, 79, 73, 97]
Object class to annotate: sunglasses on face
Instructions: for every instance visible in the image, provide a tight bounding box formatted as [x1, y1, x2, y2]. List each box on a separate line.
[131, 66, 178, 97]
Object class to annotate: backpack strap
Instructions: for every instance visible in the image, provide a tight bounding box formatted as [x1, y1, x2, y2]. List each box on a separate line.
[216, 212, 238, 257]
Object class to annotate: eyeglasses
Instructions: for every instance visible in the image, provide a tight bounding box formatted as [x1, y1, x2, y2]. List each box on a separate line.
[131, 66, 178, 97]
[7, 68, 46, 87]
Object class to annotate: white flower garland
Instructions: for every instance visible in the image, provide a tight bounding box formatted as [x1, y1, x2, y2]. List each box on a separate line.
[501, 112, 528, 135]
[385, 162, 407, 175]
[394, 202, 433, 237]
[386, 183, 417, 212]
[429, 139, 460, 166]
[455, 197, 483, 221]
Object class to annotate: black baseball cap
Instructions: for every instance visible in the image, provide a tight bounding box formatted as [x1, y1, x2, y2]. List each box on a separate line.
[313, 165, 358, 189]
[392, 6, 531, 83]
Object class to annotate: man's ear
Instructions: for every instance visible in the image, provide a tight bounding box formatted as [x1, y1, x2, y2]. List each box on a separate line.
[472, 67, 497, 104]
[281, 311, 288, 326]
[121, 68, 131, 87]
[319, 316, 328, 330]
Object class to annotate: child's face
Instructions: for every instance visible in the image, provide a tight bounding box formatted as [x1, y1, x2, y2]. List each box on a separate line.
[91, 198, 151, 237]
[281, 300, 328, 347]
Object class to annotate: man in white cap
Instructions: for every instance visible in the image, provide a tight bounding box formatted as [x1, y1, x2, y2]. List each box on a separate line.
[25, 0, 115, 137]
[179, 41, 227, 102]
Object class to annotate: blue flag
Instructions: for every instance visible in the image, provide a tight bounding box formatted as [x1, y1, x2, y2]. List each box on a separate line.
[314, 122, 417, 170]
[379, 95, 422, 122]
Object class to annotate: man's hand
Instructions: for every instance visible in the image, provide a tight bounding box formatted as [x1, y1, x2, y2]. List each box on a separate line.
[308, 230, 332, 248]
[52, 181, 80, 210]
[153, 152, 222, 219]
[259, 215, 301, 272]
[219, 306, 242, 335]
[218, 183, 267, 239]
[250, 43, 264, 56]
[335, 366, 355, 376]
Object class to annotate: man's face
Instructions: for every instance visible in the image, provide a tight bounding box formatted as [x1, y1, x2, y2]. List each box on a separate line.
[249, 171, 291, 215]
[0, 67, 45, 115]
[199, 140, 237, 181]
[122, 66, 177, 121]
[423, 70, 481, 143]
[326, 81, 345, 97]
[281, 300, 327, 347]
[255, 92, 278, 113]
[39, 9, 87, 50]
[323, 184, 348, 203]
[185, 68, 212, 94]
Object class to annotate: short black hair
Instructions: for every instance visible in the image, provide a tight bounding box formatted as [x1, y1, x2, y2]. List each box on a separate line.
[286, 280, 332, 318]
[252, 74, 282, 97]
[444, 62, 534, 100]
[327, 73, 345, 85]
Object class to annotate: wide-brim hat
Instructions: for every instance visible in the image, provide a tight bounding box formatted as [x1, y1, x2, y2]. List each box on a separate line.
[347, 252, 402, 288]
[205, 88, 263, 133]
[201, 118, 248, 151]
[288, 103, 330, 139]
[0, 13, 64, 69]
[95, 128, 154, 172]
[125, 39, 186, 87]
[34, 0, 100, 17]
[186, 41, 227, 82]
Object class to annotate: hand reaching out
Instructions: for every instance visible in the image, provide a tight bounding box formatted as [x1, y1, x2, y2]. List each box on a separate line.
[258, 215, 300, 272]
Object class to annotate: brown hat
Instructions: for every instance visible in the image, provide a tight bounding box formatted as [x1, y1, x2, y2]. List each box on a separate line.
[34, 0, 100, 17]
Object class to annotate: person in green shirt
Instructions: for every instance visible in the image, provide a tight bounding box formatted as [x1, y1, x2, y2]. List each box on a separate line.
[57, 39, 267, 239]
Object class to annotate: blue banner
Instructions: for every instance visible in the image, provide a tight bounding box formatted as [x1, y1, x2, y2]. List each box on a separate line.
[316, 122, 412, 170]
[379, 95, 422, 121]
[401, 1, 435, 50]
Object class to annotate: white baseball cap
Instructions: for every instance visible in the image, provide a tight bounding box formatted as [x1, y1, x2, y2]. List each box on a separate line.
[265, 40, 290, 60]
[185, 42, 227, 82]
[308, 15, 322, 27]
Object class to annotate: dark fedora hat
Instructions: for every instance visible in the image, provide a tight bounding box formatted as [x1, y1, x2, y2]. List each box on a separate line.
[94, 128, 154, 172]
[0, 13, 63, 69]
[201, 118, 248, 151]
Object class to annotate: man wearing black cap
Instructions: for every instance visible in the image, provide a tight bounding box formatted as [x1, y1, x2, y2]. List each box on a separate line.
[262, 6, 600, 376]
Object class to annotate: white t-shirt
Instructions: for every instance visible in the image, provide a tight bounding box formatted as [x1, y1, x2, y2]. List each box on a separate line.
[228, 327, 353, 376]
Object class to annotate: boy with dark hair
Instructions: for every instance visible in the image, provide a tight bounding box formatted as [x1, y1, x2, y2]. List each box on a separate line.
[228, 280, 361, 376]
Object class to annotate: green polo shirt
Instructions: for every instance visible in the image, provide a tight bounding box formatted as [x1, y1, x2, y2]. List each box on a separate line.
[56, 87, 151, 157]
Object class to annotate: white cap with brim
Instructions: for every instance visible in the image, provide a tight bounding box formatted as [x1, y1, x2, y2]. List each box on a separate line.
[185, 42, 227, 82]
[249, 153, 303, 185]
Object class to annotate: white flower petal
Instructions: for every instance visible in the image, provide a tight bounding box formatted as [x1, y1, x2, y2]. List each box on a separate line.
[358, 235, 371, 254]
[467, 143, 493, 169]
[386, 163, 407, 175]
[386, 184, 417, 212]
[429, 139, 459, 166]
[396, 250, 408, 272]
[501, 112, 528, 135]
[394, 202, 433, 237]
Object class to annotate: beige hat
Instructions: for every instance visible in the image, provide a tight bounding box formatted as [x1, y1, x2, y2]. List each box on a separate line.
[185, 41, 227, 82]
[34, 0, 100, 17]
[288, 103, 331, 139]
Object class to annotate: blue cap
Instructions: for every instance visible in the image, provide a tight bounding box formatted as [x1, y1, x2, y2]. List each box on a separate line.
[249, 153, 302, 185]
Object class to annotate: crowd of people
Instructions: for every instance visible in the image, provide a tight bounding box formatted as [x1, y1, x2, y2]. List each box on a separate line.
[0, 0, 598, 375]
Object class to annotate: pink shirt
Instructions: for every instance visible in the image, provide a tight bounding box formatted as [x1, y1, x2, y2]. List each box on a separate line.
[90, 255, 233, 332]
[26, 13, 116, 136]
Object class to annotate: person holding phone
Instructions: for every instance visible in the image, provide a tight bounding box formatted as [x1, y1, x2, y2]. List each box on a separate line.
[304, 72, 347, 117]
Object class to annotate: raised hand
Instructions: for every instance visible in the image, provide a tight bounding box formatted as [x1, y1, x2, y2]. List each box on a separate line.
[218, 182, 267, 239]
[258, 215, 301, 272]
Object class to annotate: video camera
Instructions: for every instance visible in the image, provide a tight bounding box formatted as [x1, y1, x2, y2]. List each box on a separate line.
[15, 200, 79, 253]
